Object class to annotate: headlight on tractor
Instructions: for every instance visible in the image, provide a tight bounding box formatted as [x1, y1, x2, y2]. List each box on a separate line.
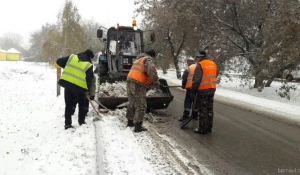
[123, 58, 128, 64]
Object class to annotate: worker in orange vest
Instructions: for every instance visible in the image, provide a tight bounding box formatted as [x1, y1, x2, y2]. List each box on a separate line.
[179, 57, 198, 121]
[126, 49, 160, 132]
[192, 51, 217, 134]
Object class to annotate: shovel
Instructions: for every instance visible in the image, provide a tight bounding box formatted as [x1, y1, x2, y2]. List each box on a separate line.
[162, 85, 182, 88]
[92, 100, 110, 113]
[117, 102, 129, 109]
[87, 96, 102, 120]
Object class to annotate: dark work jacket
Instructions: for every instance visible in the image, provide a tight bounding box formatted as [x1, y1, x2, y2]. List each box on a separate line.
[56, 53, 94, 93]
[191, 58, 217, 95]
[181, 69, 188, 89]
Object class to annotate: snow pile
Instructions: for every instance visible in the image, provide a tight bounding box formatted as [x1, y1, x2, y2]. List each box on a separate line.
[98, 81, 167, 97]
[146, 89, 166, 97]
[98, 81, 127, 97]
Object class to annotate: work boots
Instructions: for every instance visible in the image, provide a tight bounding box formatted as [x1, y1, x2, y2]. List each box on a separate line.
[127, 120, 134, 127]
[79, 121, 86, 126]
[178, 115, 188, 121]
[65, 125, 74, 130]
[194, 128, 208, 134]
[134, 122, 147, 132]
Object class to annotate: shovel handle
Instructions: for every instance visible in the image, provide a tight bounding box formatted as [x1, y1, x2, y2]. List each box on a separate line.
[87, 96, 101, 118]
[163, 85, 182, 88]
[92, 100, 110, 111]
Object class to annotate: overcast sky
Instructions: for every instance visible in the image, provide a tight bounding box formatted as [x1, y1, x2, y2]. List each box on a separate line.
[0, 0, 140, 45]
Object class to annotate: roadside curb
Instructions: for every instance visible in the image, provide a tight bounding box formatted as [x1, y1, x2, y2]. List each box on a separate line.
[215, 94, 300, 128]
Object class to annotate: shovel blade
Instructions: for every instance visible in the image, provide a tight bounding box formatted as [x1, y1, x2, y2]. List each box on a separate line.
[117, 102, 129, 109]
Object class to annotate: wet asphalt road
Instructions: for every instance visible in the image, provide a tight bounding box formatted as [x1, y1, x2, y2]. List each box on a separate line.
[151, 88, 300, 175]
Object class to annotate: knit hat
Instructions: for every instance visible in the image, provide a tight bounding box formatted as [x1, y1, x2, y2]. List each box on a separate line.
[84, 49, 94, 59]
[145, 49, 156, 58]
[187, 57, 194, 62]
[198, 51, 206, 58]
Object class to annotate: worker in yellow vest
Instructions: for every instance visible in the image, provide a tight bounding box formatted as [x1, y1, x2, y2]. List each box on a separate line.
[56, 49, 95, 130]
[192, 51, 217, 134]
[126, 49, 160, 132]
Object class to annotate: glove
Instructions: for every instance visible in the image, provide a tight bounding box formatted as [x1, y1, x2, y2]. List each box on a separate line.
[90, 96, 95, 100]
[85, 92, 89, 99]
[154, 82, 160, 89]
[54, 61, 61, 68]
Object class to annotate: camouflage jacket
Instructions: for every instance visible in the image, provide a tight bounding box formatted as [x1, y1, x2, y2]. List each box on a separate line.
[128, 53, 159, 88]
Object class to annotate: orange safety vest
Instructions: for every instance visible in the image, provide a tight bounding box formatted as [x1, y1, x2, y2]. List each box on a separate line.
[185, 64, 196, 89]
[127, 56, 153, 86]
[198, 59, 217, 90]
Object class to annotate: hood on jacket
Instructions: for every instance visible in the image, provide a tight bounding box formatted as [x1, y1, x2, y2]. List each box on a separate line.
[77, 53, 92, 63]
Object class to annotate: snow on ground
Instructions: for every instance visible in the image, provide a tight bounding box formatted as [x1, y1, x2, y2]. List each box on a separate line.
[0, 61, 188, 175]
[1, 61, 300, 175]
[94, 109, 185, 175]
[0, 62, 96, 175]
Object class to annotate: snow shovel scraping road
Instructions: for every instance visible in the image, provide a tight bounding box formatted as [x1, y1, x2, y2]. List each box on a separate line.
[180, 98, 197, 129]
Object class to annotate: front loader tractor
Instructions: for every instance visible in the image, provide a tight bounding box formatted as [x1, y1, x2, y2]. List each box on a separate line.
[95, 20, 174, 110]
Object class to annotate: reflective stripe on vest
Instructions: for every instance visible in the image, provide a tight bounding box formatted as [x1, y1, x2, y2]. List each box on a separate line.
[198, 59, 217, 90]
[127, 56, 152, 86]
[185, 64, 196, 89]
[60, 54, 92, 89]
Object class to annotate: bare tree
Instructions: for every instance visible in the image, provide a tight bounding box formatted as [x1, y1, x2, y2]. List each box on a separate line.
[135, 0, 300, 89]
[81, 19, 104, 54]
[29, 23, 58, 62]
[41, 0, 88, 63]
[0, 32, 24, 51]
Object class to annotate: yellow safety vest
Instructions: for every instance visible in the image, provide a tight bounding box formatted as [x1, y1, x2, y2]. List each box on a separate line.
[60, 54, 92, 89]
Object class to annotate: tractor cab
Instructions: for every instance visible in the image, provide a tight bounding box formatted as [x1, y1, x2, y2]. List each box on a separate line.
[96, 20, 154, 84]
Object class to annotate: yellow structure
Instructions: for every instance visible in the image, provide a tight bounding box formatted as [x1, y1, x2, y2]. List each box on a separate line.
[0, 49, 6, 60]
[6, 48, 21, 61]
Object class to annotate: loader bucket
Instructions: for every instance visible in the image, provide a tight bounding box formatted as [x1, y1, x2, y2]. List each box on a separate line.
[97, 78, 174, 110]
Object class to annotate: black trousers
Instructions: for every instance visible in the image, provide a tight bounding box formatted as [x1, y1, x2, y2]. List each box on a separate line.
[64, 88, 86, 126]
[183, 89, 198, 117]
[71, 98, 89, 116]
